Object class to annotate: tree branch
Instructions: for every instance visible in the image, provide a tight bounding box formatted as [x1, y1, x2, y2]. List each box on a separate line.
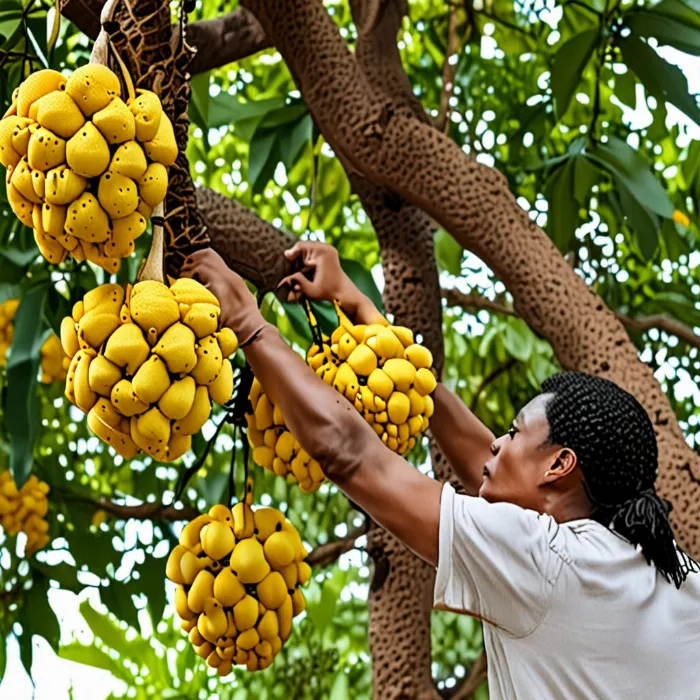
[62, 493, 199, 521]
[187, 8, 271, 75]
[443, 651, 487, 699]
[306, 524, 370, 568]
[59, 0, 270, 75]
[470, 358, 517, 412]
[443, 288, 700, 349]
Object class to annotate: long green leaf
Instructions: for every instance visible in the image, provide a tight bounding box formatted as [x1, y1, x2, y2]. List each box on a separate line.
[59, 643, 131, 681]
[588, 135, 674, 218]
[79, 599, 131, 652]
[551, 28, 599, 118]
[6, 284, 49, 487]
[618, 182, 660, 260]
[340, 258, 384, 312]
[435, 229, 463, 275]
[545, 159, 578, 252]
[628, 11, 700, 55]
[248, 129, 277, 193]
[620, 34, 700, 126]
[25, 577, 60, 648]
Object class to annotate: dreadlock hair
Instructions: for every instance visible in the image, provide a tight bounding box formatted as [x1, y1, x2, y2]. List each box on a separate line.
[540, 371, 698, 588]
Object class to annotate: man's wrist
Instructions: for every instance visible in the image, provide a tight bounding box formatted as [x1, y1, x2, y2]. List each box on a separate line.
[221, 302, 266, 347]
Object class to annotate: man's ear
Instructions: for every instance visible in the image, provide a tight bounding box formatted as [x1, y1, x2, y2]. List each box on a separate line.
[542, 448, 578, 483]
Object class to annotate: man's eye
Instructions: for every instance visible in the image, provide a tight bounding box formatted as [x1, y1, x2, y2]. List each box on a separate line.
[508, 426, 517, 439]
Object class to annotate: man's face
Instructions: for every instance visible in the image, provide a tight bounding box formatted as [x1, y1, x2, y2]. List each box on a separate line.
[479, 393, 562, 511]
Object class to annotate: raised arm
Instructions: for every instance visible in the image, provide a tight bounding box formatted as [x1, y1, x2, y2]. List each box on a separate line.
[280, 241, 494, 495]
[182, 249, 442, 566]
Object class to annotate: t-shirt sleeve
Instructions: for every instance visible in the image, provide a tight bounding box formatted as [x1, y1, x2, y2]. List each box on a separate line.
[434, 482, 563, 638]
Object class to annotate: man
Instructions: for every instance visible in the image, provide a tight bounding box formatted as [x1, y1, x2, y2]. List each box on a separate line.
[183, 243, 700, 699]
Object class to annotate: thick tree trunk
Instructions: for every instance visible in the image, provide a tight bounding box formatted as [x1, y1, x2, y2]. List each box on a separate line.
[241, 0, 700, 556]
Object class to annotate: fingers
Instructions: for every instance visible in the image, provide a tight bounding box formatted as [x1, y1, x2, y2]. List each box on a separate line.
[283, 242, 304, 260]
[277, 271, 313, 297]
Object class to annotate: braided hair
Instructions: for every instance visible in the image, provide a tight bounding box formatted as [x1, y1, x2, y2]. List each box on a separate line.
[540, 372, 698, 588]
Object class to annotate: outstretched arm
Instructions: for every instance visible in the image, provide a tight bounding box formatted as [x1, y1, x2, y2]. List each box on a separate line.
[183, 249, 442, 565]
[281, 241, 494, 495]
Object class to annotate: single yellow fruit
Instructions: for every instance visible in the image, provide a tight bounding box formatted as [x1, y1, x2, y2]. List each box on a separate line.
[191, 335, 223, 386]
[33, 225, 67, 264]
[44, 165, 87, 205]
[232, 502, 255, 539]
[233, 594, 259, 631]
[60, 316, 79, 358]
[367, 368, 394, 401]
[201, 521, 235, 560]
[128, 90, 163, 141]
[159, 375, 196, 420]
[165, 545, 187, 584]
[346, 343, 378, 376]
[291, 588, 306, 617]
[278, 595, 293, 641]
[73, 350, 97, 413]
[172, 385, 211, 436]
[390, 325, 414, 347]
[263, 531, 295, 571]
[257, 610, 279, 641]
[179, 513, 211, 549]
[66, 122, 110, 177]
[175, 584, 195, 621]
[257, 571, 288, 610]
[213, 567, 245, 607]
[166, 434, 191, 461]
[182, 303, 220, 338]
[97, 171, 138, 219]
[138, 162, 168, 208]
[0, 116, 26, 167]
[208, 359, 234, 405]
[31, 90, 85, 139]
[105, 211, 147, 258]
[65, 64, 120, 117]
[154, 322, 197, 373]
[187, 570, 215, 613]
[215, 328, 238, 357]
[414, 367, 437, 396]
[136, 407, 170, 444]
[92, 97, 135, 145]
[110, 140, 148, 179]
[405, 344, 433, 370]
[110, 379, 149, 416]
[130, 281, 180, 336]
[6, 181, 34, 227]
[387, 392, 411, 425]
[10, 158, 41, 202]
[132, 355, 170, 403]
[87, 354, 122, 396]
[375, 328, 405, 359]
[230, 537, 270, 584]
[41, 201, 66, 238]
[64, 193, 110, 243]
[383, 358, 416, 393]
[169, 277, 219, 307]
[77, 310, 120, 349]
[236, 627, 260, 652]
[143, 112, 177, 166]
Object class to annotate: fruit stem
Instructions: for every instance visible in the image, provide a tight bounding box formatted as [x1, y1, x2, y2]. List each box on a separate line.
[138, 201, 167, 284]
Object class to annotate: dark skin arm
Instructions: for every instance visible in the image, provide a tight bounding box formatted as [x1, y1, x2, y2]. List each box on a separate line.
[182, 249, 442, 566]
[278, 241, 494, 496]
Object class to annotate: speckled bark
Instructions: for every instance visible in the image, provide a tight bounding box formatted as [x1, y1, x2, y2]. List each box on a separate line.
[242, 0, 700, 557]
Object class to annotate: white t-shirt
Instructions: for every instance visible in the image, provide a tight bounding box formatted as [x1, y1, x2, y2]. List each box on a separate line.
[434, 483, 700, 700]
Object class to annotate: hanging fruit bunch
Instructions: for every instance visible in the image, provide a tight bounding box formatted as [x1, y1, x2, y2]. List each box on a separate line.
[0, 298, 68, 382]
[0, 65, 176, 271]
[246, 377, 325, 493]
[0, 471, 51, 557]
[166, 499, 310, 674]
[59, 279, 238, 462]
[247, 304, 436, 491]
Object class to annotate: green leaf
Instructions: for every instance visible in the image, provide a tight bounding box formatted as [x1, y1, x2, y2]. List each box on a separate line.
[248, 129, 277, 194]
[618, 182, 660, 260]
[551, 28, 599, 118]
[651, 0, 700, 29]
[573, 155, 599, 204]
[207, 94, 284, 132]
[615, 69, 637, 109]
[340, 258, 384, 313]
[278, 113, 312, 171]
[138, 555, 166, 624]
[0, 633, 6, 680]
[435, 229, 463, 275]
[79, 600, 130, 652]
[25, 577, 60, 648]
[503, 319, 534, 362]
[329, 670, 350, 700]
[545, 159, 578, 252]
[6, 284, 49, 487]
[189, 71, 211, 132]
[588, 135, 674, 218]
[101, 583, 139, 631]
[628, 10, 700, 55]
[59, 643, 125, 677]
[30, 561, 82, 593]
[619, 34, 700, 126]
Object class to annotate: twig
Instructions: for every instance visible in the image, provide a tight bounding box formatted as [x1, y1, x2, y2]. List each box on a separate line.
[306, 523, 371, 568]
[443, 651, 487, 699]
[61, 493, 199, 521]
[442, 288, 700, 349]
[470, 359, 517, 412]
[435, 6, 463, 134]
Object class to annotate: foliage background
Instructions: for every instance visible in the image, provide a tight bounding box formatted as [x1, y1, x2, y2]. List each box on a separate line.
[0, 0, 698, 696]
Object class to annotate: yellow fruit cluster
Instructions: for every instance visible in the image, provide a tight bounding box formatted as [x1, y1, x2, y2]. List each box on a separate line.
[0, 471, 51, 556]
[166, 503, 309, 674]
[0, 66, 176, 271]
[60, 279, 238, 462]
[309, 318, 436, 454]
[246, 377, 325, 493]
[0, 298, 68, 382]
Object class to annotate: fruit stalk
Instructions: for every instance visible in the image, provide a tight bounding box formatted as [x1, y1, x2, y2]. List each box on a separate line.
[138, 201, 166, 283]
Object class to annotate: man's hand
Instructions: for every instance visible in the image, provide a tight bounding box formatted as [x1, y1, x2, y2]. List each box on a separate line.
[279, 241, 383, 325]
[181, 248, 265, 345]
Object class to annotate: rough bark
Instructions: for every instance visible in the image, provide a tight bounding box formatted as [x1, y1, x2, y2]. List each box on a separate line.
[241, 0, 700, 556]
[60, 0, 269, 76]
